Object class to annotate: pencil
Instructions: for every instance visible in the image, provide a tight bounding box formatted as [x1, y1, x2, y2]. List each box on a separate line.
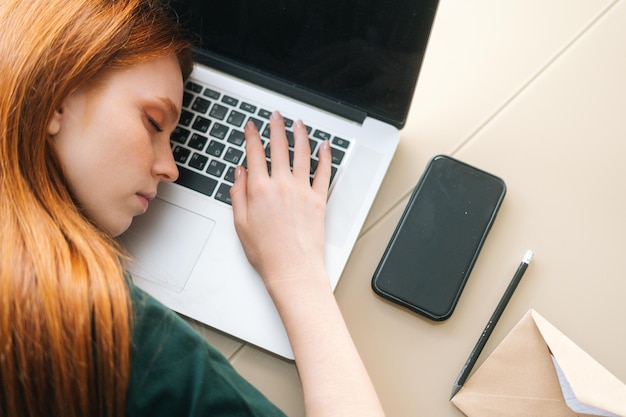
[450, 250, 534, 399]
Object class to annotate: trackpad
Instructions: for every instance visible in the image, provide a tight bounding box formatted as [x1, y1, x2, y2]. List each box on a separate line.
[120, 198, 215, 293]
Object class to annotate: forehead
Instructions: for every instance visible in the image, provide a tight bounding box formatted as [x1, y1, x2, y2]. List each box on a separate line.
[93, 54, 184, 109]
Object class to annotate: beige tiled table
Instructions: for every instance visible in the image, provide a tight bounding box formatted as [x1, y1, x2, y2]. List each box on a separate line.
[188, 1, 626, 415]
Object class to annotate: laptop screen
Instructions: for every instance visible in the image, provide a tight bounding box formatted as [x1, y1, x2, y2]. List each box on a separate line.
[172, 0, 439, 128]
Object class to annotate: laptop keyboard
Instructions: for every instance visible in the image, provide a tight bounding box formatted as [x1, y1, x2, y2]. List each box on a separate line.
[170, 81, 352, 206]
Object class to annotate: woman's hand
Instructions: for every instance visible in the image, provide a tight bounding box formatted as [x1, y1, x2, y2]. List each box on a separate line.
[230, 111, 332, 288]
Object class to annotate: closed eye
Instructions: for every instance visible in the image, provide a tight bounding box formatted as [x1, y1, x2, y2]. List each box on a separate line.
[147, 115, 164, 133]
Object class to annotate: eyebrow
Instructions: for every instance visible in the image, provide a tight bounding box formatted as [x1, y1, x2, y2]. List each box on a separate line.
[157, 96, 181, 122]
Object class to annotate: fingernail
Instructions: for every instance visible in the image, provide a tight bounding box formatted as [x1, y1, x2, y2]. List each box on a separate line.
[235, 165, 244, 180]
[270, 110, 282, 121]
[245, 120, 255, 130]
[294, 119, 304, 129]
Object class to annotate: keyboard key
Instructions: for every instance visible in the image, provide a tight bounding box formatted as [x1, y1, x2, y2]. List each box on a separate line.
[258, 109, 272, 119]
[185, 81, 202, 93]
[209, 104, 228, 120]
[175, 166, 218, 197]
[224, 166, 236, 183]
[240, 102, 257, 113]
[183, 91, 194, 108]
[179, 110, 194, 126]
[192, 116, 211, 133]
[332, 137, 350, 149]
[309, 138, 319, 154]
[283, 117, 293, 128]
[173, 146, 190, 164]
[206, 160, 226, 178]
[209, 122, 228, 140]
[313, 129, 331, 141]
[261, 125, 270, 138]
[203, 88, 220, 100]
[189, 153, 208, 170]
[247, 117, 263, 131]
[171, 127, 190, 144]
[214, 183, 232, 205]
[222, 95, 238, 106]
[330, 147, 345, 165]
[188, 133, 208, 150]
[227, 130, 245, 146]
[191, 97, 211, 114]
[227, 110, 246, 127]
[206, 140, 225, 158]
[224, 147, 243, 165]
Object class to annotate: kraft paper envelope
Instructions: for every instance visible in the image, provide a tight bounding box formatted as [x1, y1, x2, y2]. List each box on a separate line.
[451, 309, 626, 417]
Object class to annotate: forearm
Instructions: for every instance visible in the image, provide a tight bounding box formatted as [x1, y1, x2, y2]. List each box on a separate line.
[267, 274, 385, 417]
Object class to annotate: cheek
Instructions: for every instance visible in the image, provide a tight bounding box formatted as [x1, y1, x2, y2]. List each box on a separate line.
[55, 126, 137, 202]
[120, 132, 157, 175]
[86, 117, 153, 173]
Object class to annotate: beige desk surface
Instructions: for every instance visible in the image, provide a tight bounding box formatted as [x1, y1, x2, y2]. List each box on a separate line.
[187, 1, 626, 415]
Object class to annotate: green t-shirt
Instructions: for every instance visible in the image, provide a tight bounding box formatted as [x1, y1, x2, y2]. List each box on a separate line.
[126, 282, 287, 417]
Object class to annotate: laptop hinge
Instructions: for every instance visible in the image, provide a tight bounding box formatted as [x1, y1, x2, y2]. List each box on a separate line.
[193, 50, 368, 126]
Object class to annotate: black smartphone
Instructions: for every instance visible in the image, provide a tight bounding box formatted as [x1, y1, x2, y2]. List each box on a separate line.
[372, 155, 506, 321]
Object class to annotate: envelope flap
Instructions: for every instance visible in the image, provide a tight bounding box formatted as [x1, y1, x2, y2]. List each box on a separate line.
[532, 310, 626, 416]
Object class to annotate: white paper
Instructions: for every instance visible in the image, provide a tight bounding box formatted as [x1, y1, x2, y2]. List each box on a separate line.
[551, 355, 619, 417]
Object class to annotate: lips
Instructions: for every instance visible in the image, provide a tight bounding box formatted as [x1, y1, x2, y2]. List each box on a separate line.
[136, 192, 156, 212]
[137, 191, 156, 201]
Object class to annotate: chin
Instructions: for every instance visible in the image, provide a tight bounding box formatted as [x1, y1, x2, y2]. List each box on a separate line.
[108, 218, 134, 238]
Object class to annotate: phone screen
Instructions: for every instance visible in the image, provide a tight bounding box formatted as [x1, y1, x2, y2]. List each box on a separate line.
[372, 155, 506, 320]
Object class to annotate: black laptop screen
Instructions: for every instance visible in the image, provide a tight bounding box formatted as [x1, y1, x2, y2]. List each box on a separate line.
[172, 0, 439, 128]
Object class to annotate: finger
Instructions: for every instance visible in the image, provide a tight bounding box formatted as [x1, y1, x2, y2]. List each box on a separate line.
[312, 140, 332, 195]
[230, 165, 249, 227]
[268, 111, 290, 175]
[291, 120, 311, 180]
[243, 120, 269, 178]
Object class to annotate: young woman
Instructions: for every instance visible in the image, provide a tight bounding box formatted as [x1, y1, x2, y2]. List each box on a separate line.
[0, 1, 385, 416]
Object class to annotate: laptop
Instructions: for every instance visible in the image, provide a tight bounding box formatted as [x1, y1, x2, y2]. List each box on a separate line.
[121, 0, 439, 359]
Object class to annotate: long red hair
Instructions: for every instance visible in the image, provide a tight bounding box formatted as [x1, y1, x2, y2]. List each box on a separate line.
[0, 0, 192, 416]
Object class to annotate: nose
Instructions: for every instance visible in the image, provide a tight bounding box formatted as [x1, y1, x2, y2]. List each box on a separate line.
[153, 139, 179, 182]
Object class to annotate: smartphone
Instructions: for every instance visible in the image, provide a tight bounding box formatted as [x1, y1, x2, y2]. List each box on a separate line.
[372, 155, 506, 321]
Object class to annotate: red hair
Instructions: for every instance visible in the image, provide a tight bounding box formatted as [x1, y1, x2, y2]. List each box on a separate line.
[0, 0, 192, 416]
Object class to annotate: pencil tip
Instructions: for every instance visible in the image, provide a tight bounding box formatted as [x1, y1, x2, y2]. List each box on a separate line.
[450, 384, 461, 400]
